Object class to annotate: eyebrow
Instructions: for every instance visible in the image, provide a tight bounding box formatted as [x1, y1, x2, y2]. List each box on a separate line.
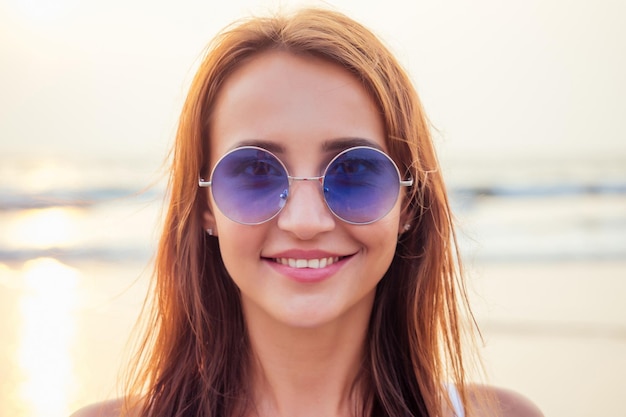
[322, 137, 383, 153]
[229, 140, 286, 154]
[229, 137, 383, 154]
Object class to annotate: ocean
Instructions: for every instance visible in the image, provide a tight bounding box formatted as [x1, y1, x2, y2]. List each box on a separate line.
[2, 153, 624, 264]
[1, 153, 625, 417]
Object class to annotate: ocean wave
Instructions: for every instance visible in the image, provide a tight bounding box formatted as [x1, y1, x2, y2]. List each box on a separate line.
[0, 246, 153, 263]
[1, 175, 625, 263]
[452, 182, 626, 199]
[0, 187, 162, 211]
[2, 181, 626, 211]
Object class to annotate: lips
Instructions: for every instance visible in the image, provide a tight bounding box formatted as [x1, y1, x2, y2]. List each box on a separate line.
[263, 252, 352, 283]
[274, 256, 341, 269]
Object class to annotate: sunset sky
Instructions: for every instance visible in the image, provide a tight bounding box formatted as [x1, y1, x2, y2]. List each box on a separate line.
[1, 0, 625, 161]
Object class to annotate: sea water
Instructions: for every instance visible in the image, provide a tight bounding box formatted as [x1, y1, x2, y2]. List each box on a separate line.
[2, 153, 624, 264]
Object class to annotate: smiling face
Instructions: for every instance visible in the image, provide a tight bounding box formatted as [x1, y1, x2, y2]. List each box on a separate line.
[203, 50, 406, 330]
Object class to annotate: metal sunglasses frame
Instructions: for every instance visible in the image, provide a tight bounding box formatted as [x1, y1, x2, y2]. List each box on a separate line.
[198, 145, 413, 225]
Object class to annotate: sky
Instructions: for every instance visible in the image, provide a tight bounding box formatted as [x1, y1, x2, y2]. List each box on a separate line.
[1, 0, 625, 162]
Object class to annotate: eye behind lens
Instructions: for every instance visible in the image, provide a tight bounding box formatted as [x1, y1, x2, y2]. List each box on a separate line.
[209, 146, 289, 224]
[323, 147, 401, 224]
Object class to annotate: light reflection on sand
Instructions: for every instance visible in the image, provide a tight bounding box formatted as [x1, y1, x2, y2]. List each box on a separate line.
[17, 258, 79, 417]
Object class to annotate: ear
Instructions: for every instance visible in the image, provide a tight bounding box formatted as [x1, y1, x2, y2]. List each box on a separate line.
[203, 208, 218, 236]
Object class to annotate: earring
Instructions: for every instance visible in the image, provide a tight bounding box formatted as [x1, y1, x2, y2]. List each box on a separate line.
[403, 223, 411, 232]
[206, 228, 213, 236]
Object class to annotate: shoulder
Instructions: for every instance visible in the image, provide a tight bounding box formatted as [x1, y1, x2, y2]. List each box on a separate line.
[69, 398, 139, 417]
[470, 385, 544, 417]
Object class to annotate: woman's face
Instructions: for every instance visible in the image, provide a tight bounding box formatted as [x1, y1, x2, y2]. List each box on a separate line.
[204, 50, 405, 330]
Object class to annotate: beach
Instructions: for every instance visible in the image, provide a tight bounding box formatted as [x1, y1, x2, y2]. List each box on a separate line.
[470, 261, 626, 417]
[1, 157, 625, 417]
[2, 1, 625, 415]
[2, 257, 624, 417]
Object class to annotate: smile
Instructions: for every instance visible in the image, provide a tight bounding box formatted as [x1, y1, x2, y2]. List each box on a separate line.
[274, 256, 341, 269]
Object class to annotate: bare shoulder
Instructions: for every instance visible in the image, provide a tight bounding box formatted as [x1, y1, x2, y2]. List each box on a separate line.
[70, 398, 140, 417]
[470, 384, 544, 417]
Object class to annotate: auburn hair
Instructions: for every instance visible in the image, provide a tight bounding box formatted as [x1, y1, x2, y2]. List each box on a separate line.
[124, 7, 479, 417]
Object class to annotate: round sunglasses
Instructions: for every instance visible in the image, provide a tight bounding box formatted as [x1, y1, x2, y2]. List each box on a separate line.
[199, 146, 413, 225]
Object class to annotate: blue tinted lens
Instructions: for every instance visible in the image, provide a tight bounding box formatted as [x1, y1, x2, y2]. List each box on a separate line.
[323, 147, 401, 224]
[210, 147, 288, 224]
[209, 146, 403, 225]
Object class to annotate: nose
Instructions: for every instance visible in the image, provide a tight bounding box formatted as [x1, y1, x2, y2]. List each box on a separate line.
[276, 178, 336, 239]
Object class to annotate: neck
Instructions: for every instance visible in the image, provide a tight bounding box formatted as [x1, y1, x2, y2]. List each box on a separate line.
[242, 300, 373, 417]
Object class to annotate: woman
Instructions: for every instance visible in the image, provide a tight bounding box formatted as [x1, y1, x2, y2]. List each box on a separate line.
[73, 7, 542, 417]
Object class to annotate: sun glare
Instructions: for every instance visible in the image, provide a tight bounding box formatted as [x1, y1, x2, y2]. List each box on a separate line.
[8, 207, 82, 250]
[20, 160, 83, 193]
[18, 257, 79, 417]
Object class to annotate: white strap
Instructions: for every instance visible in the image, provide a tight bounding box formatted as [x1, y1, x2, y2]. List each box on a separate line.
[447, 384, 465, 417]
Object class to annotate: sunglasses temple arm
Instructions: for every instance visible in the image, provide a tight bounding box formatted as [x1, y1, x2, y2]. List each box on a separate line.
[400, 178, 414, 187]
[198, 178, 212, 187]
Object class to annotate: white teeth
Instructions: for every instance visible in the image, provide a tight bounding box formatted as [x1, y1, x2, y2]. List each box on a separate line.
[276, 257, 340, 269]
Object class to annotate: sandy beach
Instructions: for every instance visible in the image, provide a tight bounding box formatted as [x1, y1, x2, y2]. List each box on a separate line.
[1, 258, 624, 417]
[470, 261, 626, 417]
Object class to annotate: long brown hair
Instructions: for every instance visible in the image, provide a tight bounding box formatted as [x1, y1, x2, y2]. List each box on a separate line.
[125, 7, 478, 417]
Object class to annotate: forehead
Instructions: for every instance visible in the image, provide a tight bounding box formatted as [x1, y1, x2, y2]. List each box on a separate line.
[208, 50, 386, 161]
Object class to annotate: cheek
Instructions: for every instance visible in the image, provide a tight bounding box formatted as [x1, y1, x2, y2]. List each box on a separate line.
[215, 218, 265, 279]
[355, 213, 401, 263]
[377, 210, 403, 257]
[377, 202, 404, 240]
[375, 221, 401, 256]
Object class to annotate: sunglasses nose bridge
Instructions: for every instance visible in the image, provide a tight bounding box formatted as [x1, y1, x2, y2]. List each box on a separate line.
[288, 175, 324, 184]
[285, 175, 325, 202]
